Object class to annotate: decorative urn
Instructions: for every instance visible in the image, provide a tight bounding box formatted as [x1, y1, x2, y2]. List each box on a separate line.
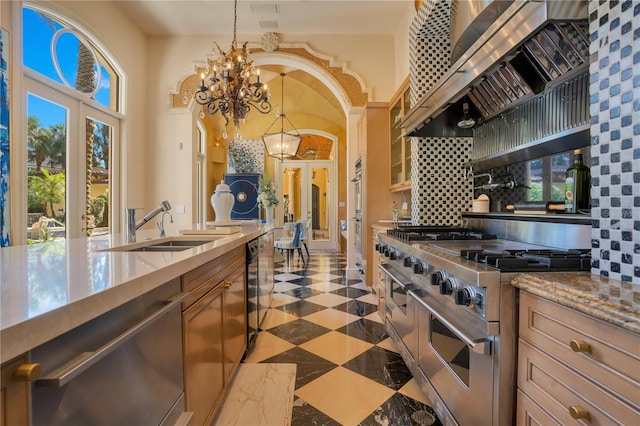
[210, 180, 234, 222]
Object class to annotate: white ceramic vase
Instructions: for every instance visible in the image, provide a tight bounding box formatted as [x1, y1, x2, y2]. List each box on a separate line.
[210, 180, 234, 222]
[265, 206, 274, 223]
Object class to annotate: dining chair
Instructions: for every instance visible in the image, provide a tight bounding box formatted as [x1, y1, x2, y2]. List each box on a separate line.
[274, 222, 305, 266]
[298, 219, 311, 259]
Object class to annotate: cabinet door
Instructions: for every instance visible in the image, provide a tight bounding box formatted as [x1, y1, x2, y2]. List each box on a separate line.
[223, 264, 247, 383]
[1, 355, 30, 426]
[183, 286, 225, 426]
[389, 78, 411, 191]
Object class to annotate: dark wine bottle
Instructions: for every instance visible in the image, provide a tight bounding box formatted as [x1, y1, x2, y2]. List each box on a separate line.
[564, 149, 590, 213]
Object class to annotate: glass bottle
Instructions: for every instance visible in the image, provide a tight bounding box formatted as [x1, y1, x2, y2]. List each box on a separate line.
[564, 149, 590, 213]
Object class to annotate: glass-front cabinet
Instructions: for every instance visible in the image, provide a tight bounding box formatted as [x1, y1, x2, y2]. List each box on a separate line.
[389, 78, 411, 191]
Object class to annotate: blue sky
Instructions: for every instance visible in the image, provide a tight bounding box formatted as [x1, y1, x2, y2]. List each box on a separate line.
[23, 7, 111, 129]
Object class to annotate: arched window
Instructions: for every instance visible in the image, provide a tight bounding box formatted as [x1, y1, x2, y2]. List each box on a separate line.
[22, 4, 122, 243]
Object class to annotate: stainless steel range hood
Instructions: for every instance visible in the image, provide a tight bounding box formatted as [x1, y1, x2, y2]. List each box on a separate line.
[402, 0, 588, 138]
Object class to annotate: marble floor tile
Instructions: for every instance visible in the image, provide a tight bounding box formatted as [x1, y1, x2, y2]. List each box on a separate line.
[260, 308, 298, 330]
[281, 286, 325, 299]
[376, 337, 400, 354]
[299, 330, 374, 365]
[267, 319, 331, 346]
[291, 397, 341, 426]
[274, 281, 303, 293]
[333, 300, 379, 317]
[213, 363, 296, 426]
[241, 252, 442, 426]
[301, 308, 361, 330]
[244, 331, 296, 363]
[398, 378, 431, 407]
[303, 292, 351, 308]
[306, 281, 346, 293]
[275, 299, 328, 318]
[342, 346, 413, 390]
[331, 286, 371, 299]
[295, 366, 395, 426]
[334, 318, 387, 344]
[359, 392, 442, 426]
[270, 292, 303, 308]
[261, 347, 337, 389]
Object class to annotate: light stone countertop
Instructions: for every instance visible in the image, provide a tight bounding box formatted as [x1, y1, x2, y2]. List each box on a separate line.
[512, 272, 640, 335]
[0, 223, 273, 364]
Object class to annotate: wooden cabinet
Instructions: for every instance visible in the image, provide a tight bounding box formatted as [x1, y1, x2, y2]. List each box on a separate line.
[517, 291, 640, 424]
[1, 355, 31, 426]
[182, 245, 246, 426]
[356, 103, 393, 286]
[389, 77, 411, 191]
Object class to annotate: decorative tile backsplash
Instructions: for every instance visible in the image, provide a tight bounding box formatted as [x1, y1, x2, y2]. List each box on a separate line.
[410, 0, 473, 225]
[588, 0, 640, 284]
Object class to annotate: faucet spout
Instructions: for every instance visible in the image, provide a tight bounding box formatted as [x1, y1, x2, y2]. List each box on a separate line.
[135, 200, 172, 231]
[127, 200, 172, 243]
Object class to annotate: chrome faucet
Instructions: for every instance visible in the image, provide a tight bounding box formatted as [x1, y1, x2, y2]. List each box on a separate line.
[156, 211, 174, 237]
[127, 200, 172, 242]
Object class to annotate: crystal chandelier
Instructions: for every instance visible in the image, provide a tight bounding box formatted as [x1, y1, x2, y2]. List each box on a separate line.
[194, 0, 271, 129]
[262, 73, 302, 161]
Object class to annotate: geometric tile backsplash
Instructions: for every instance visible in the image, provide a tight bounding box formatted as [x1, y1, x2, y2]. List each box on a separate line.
[409, 0, 474, 225]
[588, 0, 640, 284]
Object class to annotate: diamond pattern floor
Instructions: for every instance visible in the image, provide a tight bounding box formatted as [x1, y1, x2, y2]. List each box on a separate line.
[243, 252, 442, 426]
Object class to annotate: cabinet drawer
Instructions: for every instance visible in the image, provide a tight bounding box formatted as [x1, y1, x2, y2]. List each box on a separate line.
[517, 389, 561, 426]
[518, 339, 639, 425]
[182, 246, 245, 309]
[519, 291, 640, 407]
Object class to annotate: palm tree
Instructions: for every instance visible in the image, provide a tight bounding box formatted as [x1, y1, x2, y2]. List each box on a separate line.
[28, 169, 65, 217]
[27, 117, 66, 172]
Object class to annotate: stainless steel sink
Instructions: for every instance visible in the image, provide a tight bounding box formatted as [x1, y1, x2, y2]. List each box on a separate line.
[103, 237, 223, 252]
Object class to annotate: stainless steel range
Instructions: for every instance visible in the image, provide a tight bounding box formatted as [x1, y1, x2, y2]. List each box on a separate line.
[378, 224, 591, 425]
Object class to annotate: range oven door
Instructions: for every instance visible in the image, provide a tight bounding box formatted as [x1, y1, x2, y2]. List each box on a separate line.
[409, 288, 495, 426]
[379, 263, 416, 359]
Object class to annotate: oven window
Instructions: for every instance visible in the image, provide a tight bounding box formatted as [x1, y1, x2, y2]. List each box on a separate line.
[431, 317, 470, 386]
[391, 282, 408, 315]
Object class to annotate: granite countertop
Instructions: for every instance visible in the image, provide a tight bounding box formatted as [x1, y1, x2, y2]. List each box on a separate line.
[0, 223, 273, 364]
[512, 272, 640, 334]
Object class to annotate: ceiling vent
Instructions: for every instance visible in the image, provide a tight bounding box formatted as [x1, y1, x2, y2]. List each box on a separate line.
[258, 20, 279, 30]
[250, 4, 280, 15]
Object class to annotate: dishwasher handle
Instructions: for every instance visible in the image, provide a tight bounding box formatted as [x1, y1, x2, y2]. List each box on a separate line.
[36, 292, 189, 388]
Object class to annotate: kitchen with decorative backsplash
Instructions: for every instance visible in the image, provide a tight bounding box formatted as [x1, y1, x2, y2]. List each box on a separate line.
[1, 0, 638, 425]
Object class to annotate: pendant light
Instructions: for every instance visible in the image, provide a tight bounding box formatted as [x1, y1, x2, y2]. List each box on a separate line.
[262, 73, 302, 161]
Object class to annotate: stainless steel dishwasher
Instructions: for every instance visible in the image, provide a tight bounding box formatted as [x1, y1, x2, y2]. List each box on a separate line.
[30, 279, 191, 426]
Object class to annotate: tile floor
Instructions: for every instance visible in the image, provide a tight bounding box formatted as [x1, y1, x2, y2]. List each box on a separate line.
[243, 252, 442, 426]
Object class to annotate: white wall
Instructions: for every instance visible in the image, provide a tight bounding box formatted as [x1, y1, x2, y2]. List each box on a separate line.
[393, 1, 414, 86]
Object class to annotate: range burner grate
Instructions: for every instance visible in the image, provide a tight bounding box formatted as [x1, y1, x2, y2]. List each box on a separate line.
[387, 226, 496, 242]
[461, 248, 591, 272]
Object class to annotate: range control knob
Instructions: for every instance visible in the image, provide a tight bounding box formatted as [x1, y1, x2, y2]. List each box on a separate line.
[375, 243, 381, 252]
[378, 244, 386, 254]
[389, 251, 398, 261]
[413, 262, 424, 274]
[439, 277, 455, 295]
[455, 288, 473, 306]
[404, 257, 413, 267]
[431, 271, 446, 286]
[384, 248, 391, 258]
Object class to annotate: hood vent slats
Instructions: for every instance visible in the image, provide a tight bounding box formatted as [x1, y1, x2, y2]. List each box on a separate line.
[466, 22, 589, 121]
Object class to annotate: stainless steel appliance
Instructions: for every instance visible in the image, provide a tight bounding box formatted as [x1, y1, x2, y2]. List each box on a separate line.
[247, 232, 275, 351]
[31, 279, 190, 426]
[352, 157, 364, 275]
[378, 224, 591, 425]
[247, 238, 260, 348]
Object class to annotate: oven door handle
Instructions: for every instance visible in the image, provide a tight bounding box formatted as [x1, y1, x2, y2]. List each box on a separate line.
[378, 264, 412, 289]
[36, 292, 189, 387]
[408, 290, 490, 353]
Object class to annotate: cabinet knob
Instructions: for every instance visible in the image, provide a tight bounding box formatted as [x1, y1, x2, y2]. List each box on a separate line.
[568, 405, 589, 420]
[14, 363, 42, 381]
[569, 339, 590, 353]
[222, 280, 232, 289]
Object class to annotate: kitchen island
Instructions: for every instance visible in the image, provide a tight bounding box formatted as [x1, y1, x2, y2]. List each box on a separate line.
[0, 223, 273, 425]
